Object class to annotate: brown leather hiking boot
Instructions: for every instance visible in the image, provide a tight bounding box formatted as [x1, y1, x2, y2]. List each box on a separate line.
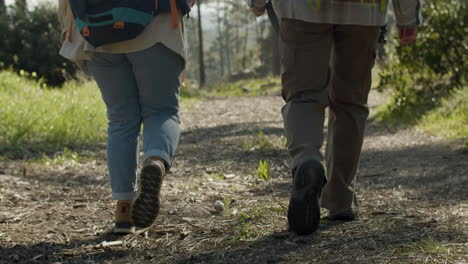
[114, 200, 136, 234]
[131, 157, 166, 229]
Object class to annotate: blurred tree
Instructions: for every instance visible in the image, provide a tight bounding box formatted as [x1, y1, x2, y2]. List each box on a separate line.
[216, 0, 225, 77]
[15, 0, 26, 12]
[0, 3, 77, 86]
[185, 0, 279, 84]
[222, 2, 232, 76]
[0, 0, 5, 13]
[197, 0, 206, 87]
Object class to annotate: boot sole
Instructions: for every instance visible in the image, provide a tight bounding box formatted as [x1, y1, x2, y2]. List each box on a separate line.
[288, 160, 325, 235]
[131, 164, 164, 229]
[328, 210, 356, 221]
[114, 226, 136, 234]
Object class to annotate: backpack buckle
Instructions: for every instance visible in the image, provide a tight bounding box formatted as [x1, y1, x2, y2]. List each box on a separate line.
[82, 26, 90, 37]
[113, 21, 125, 29]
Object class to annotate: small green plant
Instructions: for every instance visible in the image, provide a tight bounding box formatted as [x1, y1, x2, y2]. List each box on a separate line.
[257, 160, 271, 182]
[42, 147, 80, 166]
[235, 222, 258, 241]
[205, 171, 225, 181]
[233, 205, 283, 241]
[243, 131, 276, 151]
[280, 135, 287, 148]
[257, 131, 271, 150]
[235, 208, 263, 240]
[223, 197, 233, 211]
[243, 139, 254, 150]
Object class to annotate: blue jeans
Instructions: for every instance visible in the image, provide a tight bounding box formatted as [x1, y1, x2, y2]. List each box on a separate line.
[87, 43, 184, 201]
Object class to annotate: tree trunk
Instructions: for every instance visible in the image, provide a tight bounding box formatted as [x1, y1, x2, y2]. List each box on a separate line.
[223, 5, 232, 77]
[197, 0, 206, 87]
[242, 12, 249, 69]
[234, 19, 239, 54]
[0, 0, 5, 13]
[216, 0, 224, 77]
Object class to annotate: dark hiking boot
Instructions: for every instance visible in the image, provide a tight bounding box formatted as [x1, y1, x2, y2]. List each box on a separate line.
[131, 157, 166, 229]
[288, 159, 326, 235]
[114, 200, 136, 234]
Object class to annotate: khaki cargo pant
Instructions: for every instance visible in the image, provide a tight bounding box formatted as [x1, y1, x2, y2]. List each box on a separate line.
[280, 19, 380, 213]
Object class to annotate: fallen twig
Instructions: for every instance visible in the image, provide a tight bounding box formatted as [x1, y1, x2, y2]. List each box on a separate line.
[96, 240, 123, 248]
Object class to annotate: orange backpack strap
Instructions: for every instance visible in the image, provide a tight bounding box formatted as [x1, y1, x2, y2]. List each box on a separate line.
[169, 0, 179, 28]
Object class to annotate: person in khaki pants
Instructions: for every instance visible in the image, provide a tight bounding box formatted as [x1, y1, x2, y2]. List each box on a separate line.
[249, 0, 421, 235]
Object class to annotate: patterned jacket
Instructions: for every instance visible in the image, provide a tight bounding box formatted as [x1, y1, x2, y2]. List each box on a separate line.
[248, 0, 422, 27]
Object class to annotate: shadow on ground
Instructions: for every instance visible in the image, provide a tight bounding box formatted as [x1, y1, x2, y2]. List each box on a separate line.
[178, 216, 465, 264]
[177, 120, 467, 203]
[0, 231, 132, 264]
[1, 100, 466, 264]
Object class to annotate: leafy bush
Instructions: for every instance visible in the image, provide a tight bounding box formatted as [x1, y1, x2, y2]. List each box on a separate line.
[0, 3, 77, 86]
[417, 87, 468, 142]
[378, 0, 467, 116]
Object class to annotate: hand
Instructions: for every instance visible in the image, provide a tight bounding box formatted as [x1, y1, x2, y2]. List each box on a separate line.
[189, 0, 196, 7]
[250, 7, 266, 17]
[399, 26, 418, 45]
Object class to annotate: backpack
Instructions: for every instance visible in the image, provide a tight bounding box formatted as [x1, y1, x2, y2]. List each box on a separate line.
[68, 0, 191, 47]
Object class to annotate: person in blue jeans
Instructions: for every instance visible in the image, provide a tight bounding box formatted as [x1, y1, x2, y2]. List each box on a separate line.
[58, 0, 196, 234]
[88, 44, 183, 234]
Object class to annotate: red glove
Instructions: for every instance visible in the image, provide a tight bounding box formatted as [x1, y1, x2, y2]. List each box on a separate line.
[250, 7, 266, 16]
[399, 26, 419, 45]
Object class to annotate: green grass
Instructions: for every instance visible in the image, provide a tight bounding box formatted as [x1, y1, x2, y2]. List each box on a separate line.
[0, 70, 281, 159]
[233, 205, 284, 241]
[184, 77, 281, 98]
[243, 131, 276, 151]
[396, 239, 466, 262]
[39, 147, 81, 166]
[417, 88, 467, 141]
[204, 171, 226, 181]
[5, 66, 463, 160]
[375, 85, 467, 150]
[0, 71, 107, 158]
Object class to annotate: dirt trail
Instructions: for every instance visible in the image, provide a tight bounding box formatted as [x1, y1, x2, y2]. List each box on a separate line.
[1, 92, 467, 264]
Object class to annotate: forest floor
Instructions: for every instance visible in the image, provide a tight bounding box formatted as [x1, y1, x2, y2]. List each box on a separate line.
[1, 91, 467, 264]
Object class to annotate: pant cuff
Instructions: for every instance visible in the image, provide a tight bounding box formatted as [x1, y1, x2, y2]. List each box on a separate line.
[112, 191, 137, 201]
[292, 155, 322, 171]
[320, 200, 357, 212]
[144, 150, 172, 170]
